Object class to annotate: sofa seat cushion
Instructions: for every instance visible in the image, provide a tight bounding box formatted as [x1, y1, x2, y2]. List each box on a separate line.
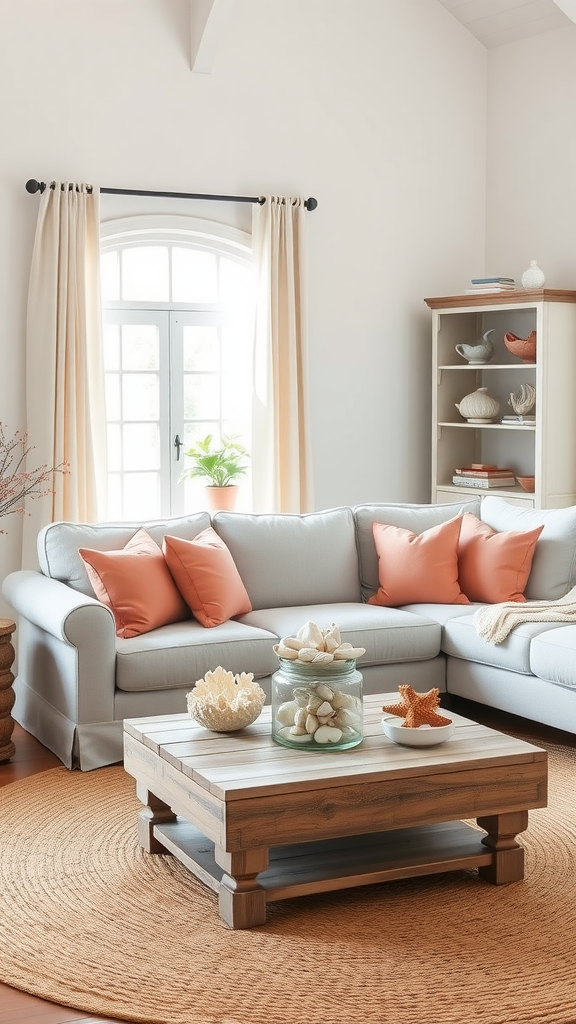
[530, 626, 576, 691]
[239, 602, 442, 667]
[115, 619, 279, 693]
[442, 613, 567, 675]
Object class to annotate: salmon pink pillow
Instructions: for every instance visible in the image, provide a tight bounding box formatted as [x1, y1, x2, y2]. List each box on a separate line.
[79, 528, 189, 638]
[368, 516, 470, 606]
[163, 527, 252, 627]
[458, 512, 543, 603]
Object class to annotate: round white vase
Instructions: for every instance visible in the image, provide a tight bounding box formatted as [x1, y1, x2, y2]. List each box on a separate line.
[521, 261, 545, 289]
[455, 387, 500, 423]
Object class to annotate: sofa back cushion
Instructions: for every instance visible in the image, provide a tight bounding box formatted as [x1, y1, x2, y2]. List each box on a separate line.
[211, 507, 360, 610]
[354, 499, 482, 602]
[480, 496, 576, 600]
[38, 512, 211, 596]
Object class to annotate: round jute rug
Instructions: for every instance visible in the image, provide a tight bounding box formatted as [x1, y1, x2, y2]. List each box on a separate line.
[0, 737, 574, 1024]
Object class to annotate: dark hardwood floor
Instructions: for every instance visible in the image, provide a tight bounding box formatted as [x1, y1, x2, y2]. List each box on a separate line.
[1, 703, 574, 1023]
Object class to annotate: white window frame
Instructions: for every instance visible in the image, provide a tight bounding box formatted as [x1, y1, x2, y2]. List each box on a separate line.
[100, 214, 254, 520]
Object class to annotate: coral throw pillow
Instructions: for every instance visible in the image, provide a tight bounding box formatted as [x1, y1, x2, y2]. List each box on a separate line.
[163, 527, 252, 627]
[458, 512, 543, 603]
[368, 516, 469, 606]
[79, 528, 189, 638]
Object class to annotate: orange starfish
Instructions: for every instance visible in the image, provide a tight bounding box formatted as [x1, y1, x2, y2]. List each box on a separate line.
[381, 685, 452, 729]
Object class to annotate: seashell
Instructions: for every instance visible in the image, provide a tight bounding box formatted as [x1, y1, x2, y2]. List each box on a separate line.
[297, 647, 319, 662]
[290, 725, 307, 736]
[455, 387, 500, 423]
[316, 700, 335, 717]
[315, 683, 335, 701]
[282, 637, 307, 651]
[310, 651, 334, 664]
[333, 645, 366, 660]
[306, 695, 323, 711]
[294, 707, 308, 729]
[509, 383, 536, 415]
[331, 691, 356, 709]
[273, 642, 298, 660]
[313, 725, 343, 744]
[322, 624, 342, 652]
[333, 708, 362, 730]
[277, 726, 312, 744]
[297, 621, 324, 648]
[305, 713, 319, 734]
[276, 700, 298, 726]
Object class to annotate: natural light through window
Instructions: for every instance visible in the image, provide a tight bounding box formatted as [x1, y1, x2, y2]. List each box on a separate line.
[100, 221, 255, 521]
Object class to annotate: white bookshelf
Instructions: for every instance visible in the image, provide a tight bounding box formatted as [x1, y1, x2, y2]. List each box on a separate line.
[424, 290, 576, 510]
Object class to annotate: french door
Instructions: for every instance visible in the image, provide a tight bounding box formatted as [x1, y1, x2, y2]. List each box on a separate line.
[102, 308, 252, 520]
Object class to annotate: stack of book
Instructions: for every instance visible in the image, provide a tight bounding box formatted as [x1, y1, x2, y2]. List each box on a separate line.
[465, 276, 516, 294]
[452, 464, 516, 489]
[502, 414, 536, 425]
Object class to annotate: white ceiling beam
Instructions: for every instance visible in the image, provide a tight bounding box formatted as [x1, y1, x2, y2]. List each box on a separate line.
[190, 0, 234, 74]
[552, 0, 576, 22]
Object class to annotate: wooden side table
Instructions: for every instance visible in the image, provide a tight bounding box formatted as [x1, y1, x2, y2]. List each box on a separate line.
[0, 618, 16, 762]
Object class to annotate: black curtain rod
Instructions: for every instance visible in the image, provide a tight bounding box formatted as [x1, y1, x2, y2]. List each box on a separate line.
[25, 179, 318, 211]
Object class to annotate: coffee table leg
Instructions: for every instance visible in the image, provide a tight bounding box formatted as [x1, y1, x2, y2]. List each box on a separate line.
[214, 847, 269, 929]
[477, 810, 529, 884]
[136, 783, 177, 853]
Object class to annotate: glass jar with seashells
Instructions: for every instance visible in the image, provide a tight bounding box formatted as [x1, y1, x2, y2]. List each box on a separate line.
[272, 621, 365, 751]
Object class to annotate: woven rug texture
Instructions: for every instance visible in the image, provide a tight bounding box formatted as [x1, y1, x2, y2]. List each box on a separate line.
[0, 736, 574, 1024]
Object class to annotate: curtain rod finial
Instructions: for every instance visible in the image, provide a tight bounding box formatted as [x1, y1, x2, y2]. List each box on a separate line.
[25, 179, 45, 194]
[305, 197, 318, 211]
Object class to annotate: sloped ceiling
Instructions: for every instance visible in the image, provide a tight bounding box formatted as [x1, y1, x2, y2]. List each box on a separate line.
[436, 0, 575, 48]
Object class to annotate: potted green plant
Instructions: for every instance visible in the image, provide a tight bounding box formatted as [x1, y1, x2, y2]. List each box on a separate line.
[179, 434, 249, 511]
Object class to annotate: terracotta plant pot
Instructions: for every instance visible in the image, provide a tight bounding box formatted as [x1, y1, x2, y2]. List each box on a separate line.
[204, 485, 239, 511]
[504, 331, 537, 363]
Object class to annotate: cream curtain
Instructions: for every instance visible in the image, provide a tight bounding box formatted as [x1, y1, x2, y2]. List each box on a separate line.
[23, 182, 106, 567]
[251, 195, 313, 513]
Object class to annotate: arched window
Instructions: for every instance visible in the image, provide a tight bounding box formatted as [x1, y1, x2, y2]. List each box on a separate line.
[100, 216, 255, 520]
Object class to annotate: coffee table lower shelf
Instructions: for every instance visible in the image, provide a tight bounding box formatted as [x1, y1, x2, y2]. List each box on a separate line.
[154, 818, 494, 910]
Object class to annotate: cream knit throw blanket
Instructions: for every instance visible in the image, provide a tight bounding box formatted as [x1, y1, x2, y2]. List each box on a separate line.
[474, 584, 576, 644]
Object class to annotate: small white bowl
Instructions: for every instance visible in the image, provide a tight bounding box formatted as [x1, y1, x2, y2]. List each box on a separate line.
[381, 715, 454, 747]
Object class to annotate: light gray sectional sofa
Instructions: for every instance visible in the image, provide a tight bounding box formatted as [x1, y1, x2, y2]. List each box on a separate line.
[3, 495, 576, 770]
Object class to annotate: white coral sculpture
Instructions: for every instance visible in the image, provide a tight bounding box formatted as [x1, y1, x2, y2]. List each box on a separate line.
[187, 666, 266, 732]
[273, 621, 365, 664]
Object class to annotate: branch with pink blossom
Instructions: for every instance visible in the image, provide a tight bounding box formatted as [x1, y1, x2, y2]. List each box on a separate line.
[0, 422, 69, 533]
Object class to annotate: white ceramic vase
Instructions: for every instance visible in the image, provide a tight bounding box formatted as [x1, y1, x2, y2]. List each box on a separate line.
[455, 387, 500, 423]
[521, 261, 545, 290]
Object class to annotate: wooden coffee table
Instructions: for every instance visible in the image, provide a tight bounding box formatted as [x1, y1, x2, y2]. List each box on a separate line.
[123, 693, 547, 929]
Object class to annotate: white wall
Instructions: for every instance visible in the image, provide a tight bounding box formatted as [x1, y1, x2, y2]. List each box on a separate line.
[0, 0, 487, 603]
[486, 25, 576, 286]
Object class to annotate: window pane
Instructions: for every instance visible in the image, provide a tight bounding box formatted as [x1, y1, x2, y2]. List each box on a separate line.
[122, 423, 160, 470]
[105, 374, 121, 420]
[107, 424, 121, 471]
[107, 474, 122, 519]
[183, 374, 219, 420]
[122, 374, 159, 420]
[172, 248, 217, 302]
[100, 251, 120, 301]
[121, 324, 159, 370]
[103, 323, 120, 371]
[122, 247, 169, 301]
[220, 256, 254, 309]
[183, 326, 219, 371]
[122, 473, 160, 519]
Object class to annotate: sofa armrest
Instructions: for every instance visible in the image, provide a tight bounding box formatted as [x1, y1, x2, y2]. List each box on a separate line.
[2, 570, 117, 725]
